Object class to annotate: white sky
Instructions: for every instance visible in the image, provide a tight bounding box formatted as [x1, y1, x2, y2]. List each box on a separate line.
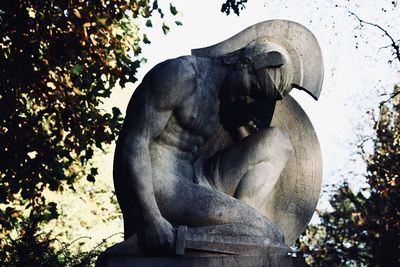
[104, 0, 399, 208]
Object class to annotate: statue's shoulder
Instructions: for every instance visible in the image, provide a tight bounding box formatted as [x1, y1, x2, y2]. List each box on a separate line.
[146, 55, 197, 82]
[137, 56, 198, 107]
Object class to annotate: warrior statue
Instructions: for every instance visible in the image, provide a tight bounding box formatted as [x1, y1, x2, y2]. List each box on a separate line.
[106, 20, 323, 257]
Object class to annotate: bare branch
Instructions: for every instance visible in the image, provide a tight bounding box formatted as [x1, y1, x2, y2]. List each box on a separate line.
[356, 135, 373, 163]
[347, 10, 400, 64]
[380, 90, 400, 107]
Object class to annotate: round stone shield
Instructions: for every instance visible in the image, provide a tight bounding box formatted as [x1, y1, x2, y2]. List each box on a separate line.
[264, 95, 322, 245]
[192, 20, 323, 245]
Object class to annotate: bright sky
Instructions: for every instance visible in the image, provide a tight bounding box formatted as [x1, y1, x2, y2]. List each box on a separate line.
[104, 0, 399, 207]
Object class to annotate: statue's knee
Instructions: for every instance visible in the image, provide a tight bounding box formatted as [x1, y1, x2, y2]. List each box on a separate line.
[272, 127, 294, 157]
[253, 214, 285, 243]
[258, 127, 294, 159]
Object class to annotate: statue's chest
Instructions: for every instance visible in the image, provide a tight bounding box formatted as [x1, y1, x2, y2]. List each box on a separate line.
[176, 89, 219, 137]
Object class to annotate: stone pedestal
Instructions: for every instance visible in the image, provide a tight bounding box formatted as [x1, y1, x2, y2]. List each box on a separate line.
[98, 246, 292, 267]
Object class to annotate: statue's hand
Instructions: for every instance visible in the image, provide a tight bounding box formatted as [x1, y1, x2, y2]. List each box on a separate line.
[138, 216, 174, 255]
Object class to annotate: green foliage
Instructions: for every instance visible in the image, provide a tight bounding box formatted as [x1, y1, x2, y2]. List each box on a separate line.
[221, 0, 248, 16]
[297, 86, 400, 266]
[0, 0, 177, 264]
[1, 214, 115, 267]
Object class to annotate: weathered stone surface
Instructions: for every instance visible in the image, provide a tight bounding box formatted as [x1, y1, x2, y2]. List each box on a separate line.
[106, 247, 292, 267]
[97, 225, 289, 259]
[103, 19, 324, 261]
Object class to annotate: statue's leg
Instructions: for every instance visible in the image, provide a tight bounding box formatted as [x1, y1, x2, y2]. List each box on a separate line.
[153, 174, 284, 244]
[103, 178, 284, 258]
[206, 127, 294, 210]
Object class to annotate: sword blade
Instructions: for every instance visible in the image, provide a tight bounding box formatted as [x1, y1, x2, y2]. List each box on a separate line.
[175, 225, 274, 255]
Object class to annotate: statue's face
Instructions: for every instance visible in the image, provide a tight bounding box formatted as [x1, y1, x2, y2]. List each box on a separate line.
[244, 41, 294, 100]
[249, 67, 285, 100]
[225, 61, 286, 101]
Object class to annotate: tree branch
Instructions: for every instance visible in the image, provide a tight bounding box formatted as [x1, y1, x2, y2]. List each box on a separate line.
[348, 10, 400, 64]
[379, 90, 400, 108]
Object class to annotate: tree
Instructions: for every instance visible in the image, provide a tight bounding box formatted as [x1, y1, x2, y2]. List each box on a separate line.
[298, 85, 400, 266]
[296, 7, 400, 265]
[0, 1, 247, 264]
[0, 0, 179, 264]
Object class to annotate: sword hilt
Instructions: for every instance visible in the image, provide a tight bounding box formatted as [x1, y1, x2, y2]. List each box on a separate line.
[175, 225, 188, 255]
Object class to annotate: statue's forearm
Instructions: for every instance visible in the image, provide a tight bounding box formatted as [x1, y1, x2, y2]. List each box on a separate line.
[123, 142, 162, 223]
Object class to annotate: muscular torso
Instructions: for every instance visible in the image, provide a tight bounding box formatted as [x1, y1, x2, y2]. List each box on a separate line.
[151, 60, 228, 188]
[116, 56, 228, 185]
[157, 81, 220, 161]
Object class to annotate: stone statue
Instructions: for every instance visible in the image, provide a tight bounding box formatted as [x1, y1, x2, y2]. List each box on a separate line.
[100, 20, 323, 262]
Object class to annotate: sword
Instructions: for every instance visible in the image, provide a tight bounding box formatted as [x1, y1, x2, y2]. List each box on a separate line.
[174, 225, 277, 256]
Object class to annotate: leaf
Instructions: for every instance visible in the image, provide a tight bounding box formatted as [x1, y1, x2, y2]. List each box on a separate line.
[175, 21, 182, 26]
[162, 23, 170, 35]
[158, 8, 164, 18]
[87, 174, 95, 183]
[145, 19, 152, 27]
[90, 167, 98, 176]
[112, 107, 122, 117]
[170, 4, 178, 15]
[72, 8, 81, 19]
[71, 64, 83, 76]
[152, 0, 158, 10]
[97, 17, 107, 25]
[143, 34, 151, 44]
[73, 87, 86, 96]
[46, 82, 56, 89]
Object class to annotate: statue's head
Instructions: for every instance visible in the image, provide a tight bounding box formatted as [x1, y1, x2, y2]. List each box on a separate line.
[242, 39, 295, 100]
[192, 20, 324, 101]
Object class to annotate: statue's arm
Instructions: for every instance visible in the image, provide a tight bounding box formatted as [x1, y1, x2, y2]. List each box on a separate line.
[120, 92, 171, 223]
[119, 90, 173, 253]
[117, 57, 195, 252]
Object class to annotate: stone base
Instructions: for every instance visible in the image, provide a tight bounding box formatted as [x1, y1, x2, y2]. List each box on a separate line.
[108, 255, 291, 267]
[95, 225, 293, 266]
[99, 248, 292, 267]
